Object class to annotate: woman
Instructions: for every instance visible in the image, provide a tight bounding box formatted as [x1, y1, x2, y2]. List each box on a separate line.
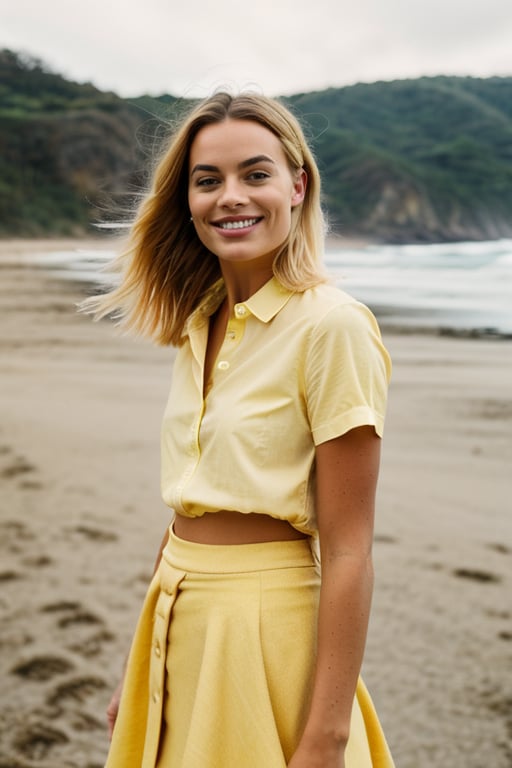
[92, 91, 394, 767]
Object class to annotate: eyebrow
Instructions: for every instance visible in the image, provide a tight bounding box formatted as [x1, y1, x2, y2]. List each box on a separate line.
[190, 155, 275, 176]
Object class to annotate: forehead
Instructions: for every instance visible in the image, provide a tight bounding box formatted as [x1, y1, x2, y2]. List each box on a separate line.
[189, 119, 287, 166]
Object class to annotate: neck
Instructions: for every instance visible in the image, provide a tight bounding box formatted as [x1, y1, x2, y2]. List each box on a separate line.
[219, 262, 274, 311]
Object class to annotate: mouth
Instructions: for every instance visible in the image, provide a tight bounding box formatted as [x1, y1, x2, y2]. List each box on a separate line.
[212, 217, 262, 231]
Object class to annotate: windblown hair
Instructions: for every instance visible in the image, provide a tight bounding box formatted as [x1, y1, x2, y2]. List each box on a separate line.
[85, 91, 327, 346]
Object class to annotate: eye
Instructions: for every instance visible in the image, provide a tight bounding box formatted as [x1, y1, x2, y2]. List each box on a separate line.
[195, 177, 220, 188]
[247, 170, 270, 182]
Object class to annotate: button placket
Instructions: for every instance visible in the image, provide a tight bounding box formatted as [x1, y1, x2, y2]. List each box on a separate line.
[215, 310, 246, 374]
[142, 567, 186, 768]
[173, 402, 204, 510]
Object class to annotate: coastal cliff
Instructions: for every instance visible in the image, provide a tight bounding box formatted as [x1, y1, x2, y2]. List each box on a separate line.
[285, 78, 512, 242]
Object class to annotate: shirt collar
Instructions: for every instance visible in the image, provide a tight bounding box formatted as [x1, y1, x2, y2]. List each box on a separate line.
[242, 277, 295, 323]
[183, 277, 294, 337]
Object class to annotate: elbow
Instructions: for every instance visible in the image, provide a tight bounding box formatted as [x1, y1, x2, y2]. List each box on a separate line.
[322, 549, 375, 586]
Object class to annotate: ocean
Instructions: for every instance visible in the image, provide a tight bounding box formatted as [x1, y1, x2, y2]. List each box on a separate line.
[328, 239, 512, 337]
[28, 238, 512, 338]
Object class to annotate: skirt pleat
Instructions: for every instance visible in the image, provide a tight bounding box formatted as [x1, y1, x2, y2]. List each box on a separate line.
[105, 526, 394, 768]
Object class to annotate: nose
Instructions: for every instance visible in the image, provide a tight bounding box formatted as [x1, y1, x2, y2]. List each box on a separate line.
[217, 176, 249, 208]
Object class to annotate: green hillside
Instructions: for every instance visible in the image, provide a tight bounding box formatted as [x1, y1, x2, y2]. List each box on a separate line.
[0, 50, 158, 235]
[285, 79, 512, 241]
[1, 49, 512, 242]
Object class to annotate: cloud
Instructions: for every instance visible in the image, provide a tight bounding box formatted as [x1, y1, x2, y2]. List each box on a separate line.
[1, 0, 511, 97]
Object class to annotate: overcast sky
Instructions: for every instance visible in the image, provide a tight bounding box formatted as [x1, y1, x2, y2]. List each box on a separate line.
[2, 0, 511, 98]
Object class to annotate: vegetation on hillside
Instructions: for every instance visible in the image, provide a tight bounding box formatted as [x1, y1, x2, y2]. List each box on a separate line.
[1, 49, 512, 242]
[285, 77, 512, 240]
[0, 50, 156, 235]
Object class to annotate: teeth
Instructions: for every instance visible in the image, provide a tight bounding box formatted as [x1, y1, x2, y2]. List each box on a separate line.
[218, 218, 258, 230]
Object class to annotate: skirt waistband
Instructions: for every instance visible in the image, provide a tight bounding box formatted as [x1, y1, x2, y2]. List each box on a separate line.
[163, 524, 315, 574]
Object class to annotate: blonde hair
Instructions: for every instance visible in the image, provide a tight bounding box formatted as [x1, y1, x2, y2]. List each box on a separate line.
[86, 92, 327, 346]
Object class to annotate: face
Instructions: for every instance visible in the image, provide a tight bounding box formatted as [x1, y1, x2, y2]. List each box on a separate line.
[188, 119, 306, 273]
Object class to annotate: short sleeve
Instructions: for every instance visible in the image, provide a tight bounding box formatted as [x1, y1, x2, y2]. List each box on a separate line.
[304, 301, 392, 445]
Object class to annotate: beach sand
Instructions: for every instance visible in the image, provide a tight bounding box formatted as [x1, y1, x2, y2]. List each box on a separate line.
[0, 239, 510, 768]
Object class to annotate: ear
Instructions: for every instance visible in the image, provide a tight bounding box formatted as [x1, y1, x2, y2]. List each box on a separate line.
[291, 168, 307, 208]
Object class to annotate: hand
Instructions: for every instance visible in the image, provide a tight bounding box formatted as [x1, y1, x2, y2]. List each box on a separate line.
[106, 679, 124, 739]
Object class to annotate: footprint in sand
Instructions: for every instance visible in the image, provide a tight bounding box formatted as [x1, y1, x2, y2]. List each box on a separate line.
[485, 608, 510, 620]
[47, 675, 107, 707]
[23, 554, 53, 568]
[453, 567, 502, 584]
[0, 520, 35, 544]
[68, 629, 115, 658]
[0, 456, 37, 479]
[487, 542, 511, 555]
[70, 710, 104, 732]
[41, 600, 82, 613]
[0, 521, 36, 557]
[14, 722, 69, 761]
[57, 609, 103, 629]
[482, 690, 512, 747]
[41, 600, 103, 629]
[11, 655, 74, 682]
[40, 600, 114, 656]
[71, 525, 118, 542]
[0, 570, 22, 582]
[473, 398, 512, 420]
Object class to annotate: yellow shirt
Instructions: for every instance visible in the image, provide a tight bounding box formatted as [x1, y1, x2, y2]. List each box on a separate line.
[161, 277, 391, 537]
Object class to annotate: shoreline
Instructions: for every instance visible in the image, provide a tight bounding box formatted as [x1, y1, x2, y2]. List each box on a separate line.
[1, 237, 511, 341]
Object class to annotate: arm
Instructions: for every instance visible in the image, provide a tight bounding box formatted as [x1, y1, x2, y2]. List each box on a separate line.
[106, 524, 171, 738]
[288, 425, 381, 768]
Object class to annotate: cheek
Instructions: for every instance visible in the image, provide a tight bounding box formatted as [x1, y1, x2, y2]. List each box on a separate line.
[188, 191, 200, 216]
[263, 187, 293, 216]
[188, 187, 210, 217]
[273, 194, 294, 226]
[190, 204, 213, 240]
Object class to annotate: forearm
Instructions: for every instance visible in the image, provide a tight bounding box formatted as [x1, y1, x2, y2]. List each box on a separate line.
[302, 553, 374, 749]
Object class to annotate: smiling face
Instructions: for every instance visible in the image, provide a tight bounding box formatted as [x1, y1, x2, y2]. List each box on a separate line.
[188, 119, 306, 275]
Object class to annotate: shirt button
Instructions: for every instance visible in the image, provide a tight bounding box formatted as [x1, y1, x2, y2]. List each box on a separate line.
[227, 330, 236, 340]
[154, 642, 161, 658]
[234, 305, 247, 317]
[217, 360, 230, 370]
[152, 691, 160, 703]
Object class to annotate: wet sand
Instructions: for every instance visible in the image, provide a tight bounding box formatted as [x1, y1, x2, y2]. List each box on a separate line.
[0, 240, 511, 767]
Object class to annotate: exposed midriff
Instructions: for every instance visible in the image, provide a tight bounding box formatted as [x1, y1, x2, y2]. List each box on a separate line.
[173, 510, 308, 545]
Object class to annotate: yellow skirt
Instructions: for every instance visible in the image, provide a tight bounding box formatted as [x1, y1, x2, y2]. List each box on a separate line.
[106, 527, 394, 767]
